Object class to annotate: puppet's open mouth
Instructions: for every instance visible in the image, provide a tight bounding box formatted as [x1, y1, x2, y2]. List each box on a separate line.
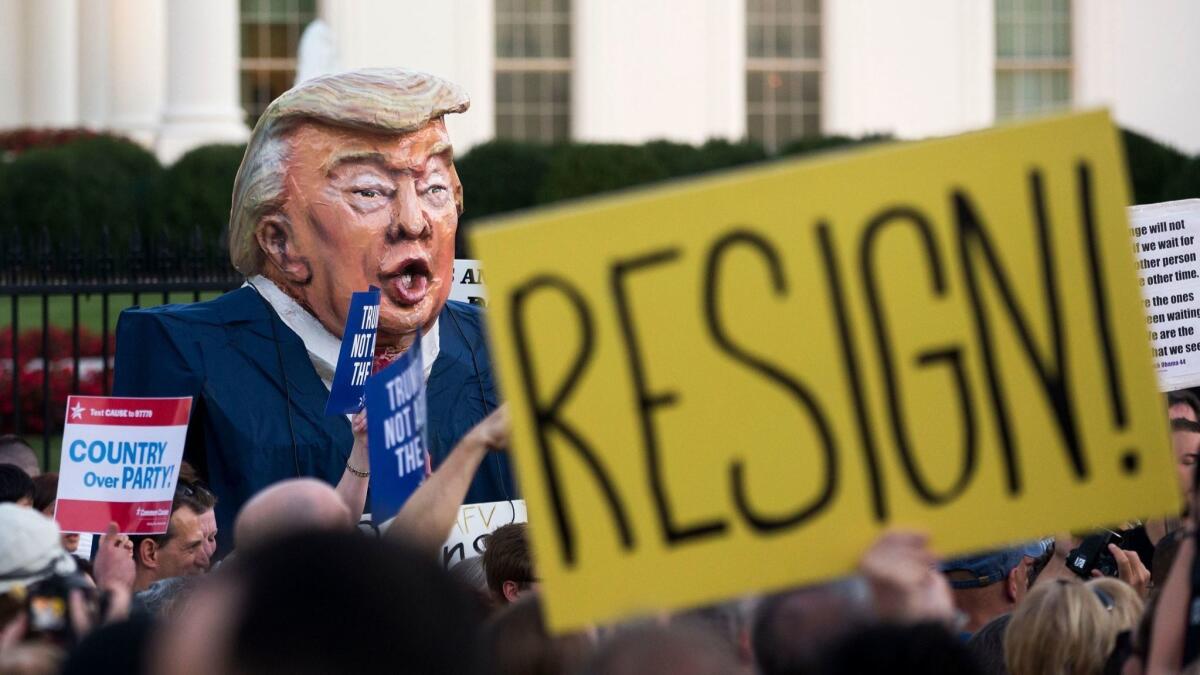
[388, 258, 432, 306]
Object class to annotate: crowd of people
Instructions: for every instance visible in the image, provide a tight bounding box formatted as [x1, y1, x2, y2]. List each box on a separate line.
[0, 388, 1196, 674]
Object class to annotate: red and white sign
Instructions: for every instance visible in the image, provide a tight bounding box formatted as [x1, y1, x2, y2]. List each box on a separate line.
[54, 396, 192, 535]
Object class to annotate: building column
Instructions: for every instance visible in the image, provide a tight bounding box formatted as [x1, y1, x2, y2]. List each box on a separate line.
[78, 0, 111, 129]
[156, 0, 248, 164]
[25, 0, 79, 127]
[0, 0, 24, 127]
[109, 0, 165, 146]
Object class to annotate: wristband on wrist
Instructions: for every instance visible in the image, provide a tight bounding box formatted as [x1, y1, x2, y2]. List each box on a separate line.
[346, 461, 369, 478]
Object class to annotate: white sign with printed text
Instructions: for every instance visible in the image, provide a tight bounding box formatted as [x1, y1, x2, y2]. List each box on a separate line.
[55, 396, 192, 534]
[442, 499, 527, 568]
[1129, 199, 1200, 391]
[450, 259, 487, 307]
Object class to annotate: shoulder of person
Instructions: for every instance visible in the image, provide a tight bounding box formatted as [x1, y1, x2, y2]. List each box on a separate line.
[443, 299, 487, 336]
[118, 286, 261, 335]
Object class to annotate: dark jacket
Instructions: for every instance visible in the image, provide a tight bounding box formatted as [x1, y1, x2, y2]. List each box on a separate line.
[112, 286, 515, 553]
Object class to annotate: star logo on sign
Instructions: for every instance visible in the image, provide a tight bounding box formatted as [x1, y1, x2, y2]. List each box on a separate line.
[70, 402, 84, 420]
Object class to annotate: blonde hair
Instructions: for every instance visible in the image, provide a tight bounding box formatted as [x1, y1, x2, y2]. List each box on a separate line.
[1086, 577, 1143, 633]
[1005, 579, 1117, 675]
[227, 68, 470, 275]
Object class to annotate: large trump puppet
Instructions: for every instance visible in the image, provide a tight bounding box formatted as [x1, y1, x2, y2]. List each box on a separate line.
[113, 69, 514, 550]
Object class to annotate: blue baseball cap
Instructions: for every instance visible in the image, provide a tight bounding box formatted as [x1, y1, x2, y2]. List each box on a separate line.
[940, 540, 1051, 589]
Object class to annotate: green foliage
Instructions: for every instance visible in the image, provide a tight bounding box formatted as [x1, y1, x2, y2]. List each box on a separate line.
[2, 127, 1194, 262]
[537, 143, 671, 203]
[1162, 156, 1200, 201]
[641, 139, 769, 179]
[1122, 129, 1190, 204]
[778, 133, 892, 158]
[694, 139, 769, 172]
[0, 136, 163, 252]
[162, 143, 247, 244]
[641, 140, 703, 177]
[454, 140, 555, 223]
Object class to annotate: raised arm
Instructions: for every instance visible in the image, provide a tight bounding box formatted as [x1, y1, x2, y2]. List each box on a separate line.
[334, 411, 371, 524]
[386, 405, 510, 554]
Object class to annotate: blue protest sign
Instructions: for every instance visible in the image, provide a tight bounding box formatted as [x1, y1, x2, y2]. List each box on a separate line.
[364, 331, 427, 522]
[324, 287, 381, 415]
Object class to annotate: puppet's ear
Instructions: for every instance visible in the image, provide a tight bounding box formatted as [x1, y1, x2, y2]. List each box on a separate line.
[255, 215, 312, 286]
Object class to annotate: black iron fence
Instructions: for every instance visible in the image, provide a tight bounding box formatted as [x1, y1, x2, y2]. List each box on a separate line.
[2, 225, 242, 467]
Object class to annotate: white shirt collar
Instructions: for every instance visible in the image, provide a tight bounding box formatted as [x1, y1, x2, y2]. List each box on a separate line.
[245, 276, 440, 389]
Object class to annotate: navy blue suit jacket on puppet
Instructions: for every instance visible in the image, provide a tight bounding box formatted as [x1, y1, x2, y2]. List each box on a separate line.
[112, 286, 516, 553]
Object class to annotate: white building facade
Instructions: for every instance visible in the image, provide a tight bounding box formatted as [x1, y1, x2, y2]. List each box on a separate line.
[0, 0, 1197, 163]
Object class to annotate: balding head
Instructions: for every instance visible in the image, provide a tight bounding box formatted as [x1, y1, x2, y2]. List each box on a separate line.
[0, 435, 39, 477]
[583, 624, 739, 675]
[234, 479, 352, 550]
[753, 582, 873, 675]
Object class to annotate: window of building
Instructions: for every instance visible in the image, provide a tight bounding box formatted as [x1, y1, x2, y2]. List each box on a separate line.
[995, 0, 1072, 120]
[746, 0, 821, 152]
[495, 0, 571, 142]
[240, 0, 317, 126]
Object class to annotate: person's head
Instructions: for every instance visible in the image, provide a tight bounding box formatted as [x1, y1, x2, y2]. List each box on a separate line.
[582, 624, 741, 675]
[30, 473, 79, 553]
[1005, 579, 1117, 675]
[0, 463, 35, 506]
[1086, 577, 1143, 633]
[1171, 417, 1200, 503]
[130, 486, 213, 591]
[674, 601, 755, 669]
[1168, 390, 1200, 423]
[484, 594, 593, 675]
[1151, 529, 1183, 590]
[60, 614, 155, 675]
[153, 530, 484, 675]
[229, 68, 469, 350]
[449, 556, 496, 614]
[965, 613, 1011, 675]
[824, 622, 982, 675]
[177, 473, 218, 561]
[484, 523, 535, 604]
[233, 478, 352, 550]
[133, 576, 204, 619]
[0, 434, 39, 477]
[941, 541, 1049, 634]
[752, 581, 873, 675]
[0, 504, 78, 628]
[30, 472, 57, 514]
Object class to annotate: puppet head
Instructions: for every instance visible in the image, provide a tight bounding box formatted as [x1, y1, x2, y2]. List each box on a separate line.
[229, 68, 469, 351]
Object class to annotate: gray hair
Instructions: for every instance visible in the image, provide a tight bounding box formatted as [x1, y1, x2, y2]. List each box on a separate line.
[228, 68, 470, 275]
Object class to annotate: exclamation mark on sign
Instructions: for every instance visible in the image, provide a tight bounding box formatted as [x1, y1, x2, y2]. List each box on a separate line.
[1077, 161, 1137, 475]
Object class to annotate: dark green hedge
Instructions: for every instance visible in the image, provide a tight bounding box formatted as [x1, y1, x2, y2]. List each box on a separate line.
[457, 137, 771, 224]
[778, 133, 891, 157]
[0, 136, 163, 252]
[1122, 129, 1188, 204]
[2, 127, 1197, 258]
[162, 143, 247, 245]
[455, 140, 554, 221]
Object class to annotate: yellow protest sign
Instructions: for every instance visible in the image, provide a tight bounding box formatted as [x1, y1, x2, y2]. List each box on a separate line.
[471, 111, 1178, 632]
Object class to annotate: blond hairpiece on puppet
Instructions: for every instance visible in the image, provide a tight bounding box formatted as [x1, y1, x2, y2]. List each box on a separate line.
[228, 68, 470, 275]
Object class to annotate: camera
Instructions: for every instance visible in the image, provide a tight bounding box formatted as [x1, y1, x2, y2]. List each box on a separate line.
[24, 572, 96, 647]
[1066, 530, 1124, 579]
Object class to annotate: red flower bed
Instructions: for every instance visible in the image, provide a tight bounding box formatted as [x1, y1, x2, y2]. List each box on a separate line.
[0, 326, 113, 434]
[0, 128, 107, 157]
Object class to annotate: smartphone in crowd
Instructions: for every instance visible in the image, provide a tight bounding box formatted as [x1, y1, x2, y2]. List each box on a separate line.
[24, 573, 95, 648]
[1066, 530, 1124, 579]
